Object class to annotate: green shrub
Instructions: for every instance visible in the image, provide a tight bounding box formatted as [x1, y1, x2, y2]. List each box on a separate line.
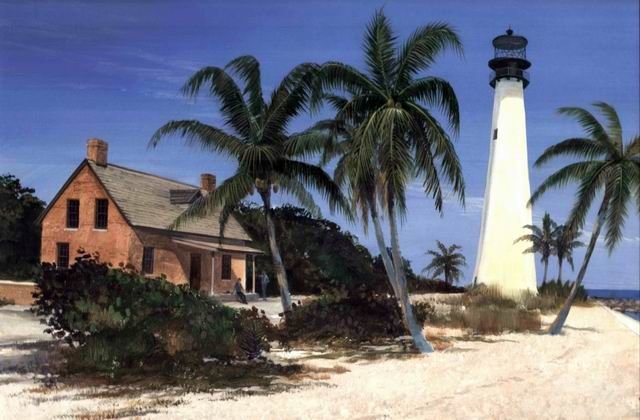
[34, 253, 240, 372]
[538, 279, 588, 302]
[409, 277, 466, 294]
[462, 307, 541, 334]
[463, 285, 518, 309]
[282, 293, 432, 345]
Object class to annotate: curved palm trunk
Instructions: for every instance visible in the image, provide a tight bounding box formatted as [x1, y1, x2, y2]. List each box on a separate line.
[548, 199, 607, 335]
[370, 207, 399, 297]
[387, 201, 434, 354]
[542, 260, 549, 283]
[260, 190, 293, 314]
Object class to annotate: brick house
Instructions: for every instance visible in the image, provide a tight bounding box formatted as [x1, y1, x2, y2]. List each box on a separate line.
[38, 138, 262, 295]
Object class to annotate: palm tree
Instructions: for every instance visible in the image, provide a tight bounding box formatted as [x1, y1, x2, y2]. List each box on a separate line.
[530, 102, 639, 335]
[317, 10, 465, 353]
[515, 212, 556, 284]
[422, 241, 466, 285]
[552, 224, 584, 282]
[150, 56, 349, 314]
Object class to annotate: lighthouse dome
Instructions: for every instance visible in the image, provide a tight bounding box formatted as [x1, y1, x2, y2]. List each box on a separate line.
[488, 28, 531, 88]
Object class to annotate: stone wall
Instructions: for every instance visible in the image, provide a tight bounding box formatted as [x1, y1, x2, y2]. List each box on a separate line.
[0, 281, 37, 305]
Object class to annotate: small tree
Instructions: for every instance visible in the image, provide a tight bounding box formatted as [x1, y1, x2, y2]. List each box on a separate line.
[422, 241, 466, 285]
[552, 224, 584, 282]
[0, 174, 45, 278]
[515, 212, 556, 284]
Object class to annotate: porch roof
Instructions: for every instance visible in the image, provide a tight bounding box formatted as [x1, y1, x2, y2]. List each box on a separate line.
[172, 238, 264, 254]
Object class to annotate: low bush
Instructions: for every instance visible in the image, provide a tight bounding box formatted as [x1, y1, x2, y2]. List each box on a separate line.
[34, 253, 268, 375]
[423, 285, 542, 334]
[460, 307, 541, 334]
[538, 279, 588, 303]
[408, 277, 466, 294]
[282, 292, 434, 345]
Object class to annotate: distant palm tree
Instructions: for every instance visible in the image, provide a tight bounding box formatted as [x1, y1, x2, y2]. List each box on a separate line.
[150, 56, 349, 314]
[316, 10, 465, 353]
[530, 102, 639, 335]
[515, 212, 556, 284]
[552, 224, 584, 282]
[422, 241, 467, 285]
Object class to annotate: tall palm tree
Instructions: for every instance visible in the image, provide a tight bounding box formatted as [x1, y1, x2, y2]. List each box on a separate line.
[515, 212, 556, 284]
[552, 224, 584, 282]
[150, 56, 349, 314]
[422, 241, 466, 285]
[530, 102, 639, 335]
[317, 10, 465, 353]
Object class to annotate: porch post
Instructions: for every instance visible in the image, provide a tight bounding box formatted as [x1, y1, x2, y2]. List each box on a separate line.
[252, 255, 256, 293]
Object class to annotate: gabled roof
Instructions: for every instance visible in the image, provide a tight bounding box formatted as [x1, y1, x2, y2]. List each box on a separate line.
[39, 160, 251, 241]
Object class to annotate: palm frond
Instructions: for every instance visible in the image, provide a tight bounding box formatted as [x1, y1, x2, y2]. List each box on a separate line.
[593, 102, 623, 152]
[149, 120, 246, 157]
[395, 22, 463, 88]
[534, 138, 608, 167]
[225, 55, 264, 117]
[529, 161, 603, 206]
[363, 9, 396, 91]
[604, 164, 631, 251]
[170, 172, 254, 230]
[181, 66, 253, 138]
[400, 77, 460, 133]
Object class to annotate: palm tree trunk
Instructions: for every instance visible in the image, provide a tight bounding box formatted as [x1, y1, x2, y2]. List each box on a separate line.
[557, 258, 564, 283]
[548, 199, 607, 335]
[542, 260, 548, 283]
[260, 190, 293, 313]
[387, 199, 434, 354]
[370, 206, 399, 296]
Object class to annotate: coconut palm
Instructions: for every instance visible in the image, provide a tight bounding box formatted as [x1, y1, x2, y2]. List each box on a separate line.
[552, 224, 584, 282]
[422, 241, 467, 285]
[316, 10, 465, 353]
[515, 212, 557, 284]
[150, 56, 349, 314]
[530, 102, 639, 335]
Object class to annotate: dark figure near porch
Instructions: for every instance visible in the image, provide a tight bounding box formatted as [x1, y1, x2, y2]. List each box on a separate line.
[234, 278, 248, 304]
[259, 271, 270, 300]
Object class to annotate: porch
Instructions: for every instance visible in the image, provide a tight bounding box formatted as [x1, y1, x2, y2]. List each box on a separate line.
[171, 237, 264, 296]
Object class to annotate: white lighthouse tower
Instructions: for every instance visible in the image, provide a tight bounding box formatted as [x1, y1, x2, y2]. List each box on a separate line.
[474, 29, 537, 296]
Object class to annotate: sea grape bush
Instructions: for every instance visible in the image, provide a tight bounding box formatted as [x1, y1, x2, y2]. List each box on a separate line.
[33, 253, 256, 371]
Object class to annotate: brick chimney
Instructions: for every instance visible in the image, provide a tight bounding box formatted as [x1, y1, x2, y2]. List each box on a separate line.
[86, 138, 108, 166]
[200, 173, 216, 193]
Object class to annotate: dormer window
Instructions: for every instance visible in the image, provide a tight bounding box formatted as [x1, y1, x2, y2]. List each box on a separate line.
[66, 199, 79, 228]
[94, 199, 109, 229]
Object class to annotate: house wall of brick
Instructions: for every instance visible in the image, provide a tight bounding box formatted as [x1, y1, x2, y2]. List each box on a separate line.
[211, 252, 247, 294]
[41, 165, 135, 268]
[0, 281, 37, 305]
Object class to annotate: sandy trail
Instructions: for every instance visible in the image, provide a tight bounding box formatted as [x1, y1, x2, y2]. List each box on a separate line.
[0, 303, 638, 419]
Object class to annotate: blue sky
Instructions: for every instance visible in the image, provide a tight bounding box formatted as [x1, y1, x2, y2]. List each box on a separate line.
[1, 0, 638, 289]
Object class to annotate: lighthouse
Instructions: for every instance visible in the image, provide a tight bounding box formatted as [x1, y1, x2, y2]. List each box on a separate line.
[473, 29, 537, 296]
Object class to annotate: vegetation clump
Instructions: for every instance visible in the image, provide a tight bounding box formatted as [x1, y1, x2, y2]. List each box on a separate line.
[281, 292, 435, 346]
[33, 253, 271, 376]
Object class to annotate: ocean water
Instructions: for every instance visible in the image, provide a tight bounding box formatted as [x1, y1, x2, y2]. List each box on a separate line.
[625, 312, 640, 321]
[587, 289, 640, 300]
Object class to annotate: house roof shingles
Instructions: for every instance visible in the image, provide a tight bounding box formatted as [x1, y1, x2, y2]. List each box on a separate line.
[88, 161, 250, 241]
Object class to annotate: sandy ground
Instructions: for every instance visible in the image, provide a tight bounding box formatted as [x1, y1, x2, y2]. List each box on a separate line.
[0, 302, 638, 419]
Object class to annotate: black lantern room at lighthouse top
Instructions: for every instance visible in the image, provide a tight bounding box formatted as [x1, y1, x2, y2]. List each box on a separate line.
[489, 28, 531, 89]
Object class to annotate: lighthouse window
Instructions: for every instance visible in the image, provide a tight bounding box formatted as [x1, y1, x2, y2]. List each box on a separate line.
[493, 129, 498, 140]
